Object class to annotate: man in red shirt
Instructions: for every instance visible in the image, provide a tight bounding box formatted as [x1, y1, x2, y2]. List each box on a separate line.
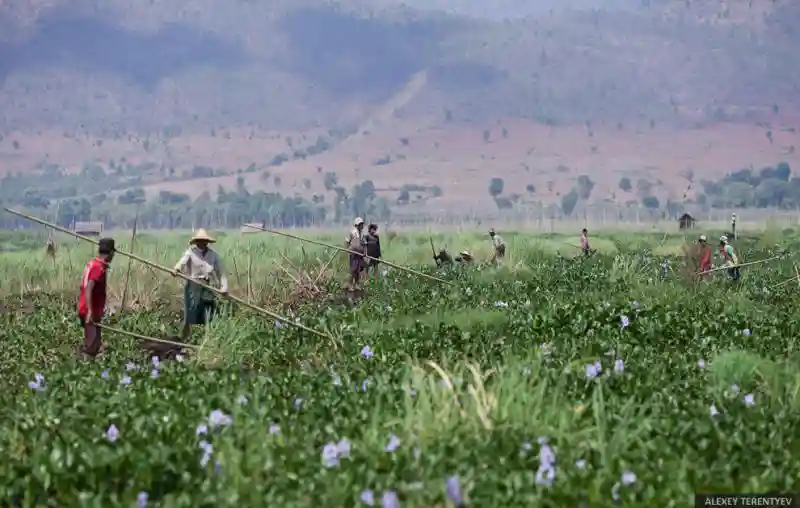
[78, 238, 115, 358]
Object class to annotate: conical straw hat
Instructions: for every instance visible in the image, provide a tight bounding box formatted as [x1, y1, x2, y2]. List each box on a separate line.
[190, 228, 215, 244]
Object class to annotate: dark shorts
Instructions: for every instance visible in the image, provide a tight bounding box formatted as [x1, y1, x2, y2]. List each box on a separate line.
[727, 267, 740, 281]
[366, 257, 380, 268]
[78, 315, 103, 356]
[349, 253, 365, 275]
[495, 244, 506, 257]
[184, 282, 217, 326]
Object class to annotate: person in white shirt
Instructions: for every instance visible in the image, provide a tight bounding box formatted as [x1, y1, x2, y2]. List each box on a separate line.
[489, 228, 506, 263]
[172, 229, 228, 341]
[345, 217, 367, 291]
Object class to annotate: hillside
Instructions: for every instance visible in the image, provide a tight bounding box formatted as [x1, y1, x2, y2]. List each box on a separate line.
[1, 0, 800, 224]
[1, 0, 799, 132]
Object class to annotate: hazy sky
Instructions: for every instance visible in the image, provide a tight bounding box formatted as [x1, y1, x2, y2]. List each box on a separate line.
[391, 0, 640, 19]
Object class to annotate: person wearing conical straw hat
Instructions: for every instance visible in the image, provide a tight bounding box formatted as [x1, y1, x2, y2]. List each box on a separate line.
[718, 235, 740, 281]
[488, 228, 505, 264]
[172, 229, 228, 341]
[697, 235, 712, 278]
[455, 250, 474, 264]
[345, 217, 367, 291]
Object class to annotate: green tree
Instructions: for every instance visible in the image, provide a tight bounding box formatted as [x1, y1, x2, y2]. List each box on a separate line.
[642, 196, 660, 209]
[577, 175, 595, 200]
[618, 177, 632, 192]
[324, 172, 338, 191]
[561, 188, 579, 216]
[488, 177, 504, 198]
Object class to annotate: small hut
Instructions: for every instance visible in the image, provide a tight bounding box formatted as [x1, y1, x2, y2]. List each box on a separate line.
[678, 213, 696, 230]
[74, 221, 104, 236]
[240, 222, 265, 234]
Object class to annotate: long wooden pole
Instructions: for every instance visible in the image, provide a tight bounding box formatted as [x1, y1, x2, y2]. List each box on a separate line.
[704, 254, 785, 275]
[4, 208, 332, 340]
[119, 213, 138, 314]
[250, 224, 453, 286]
[97, 323, 200, 349]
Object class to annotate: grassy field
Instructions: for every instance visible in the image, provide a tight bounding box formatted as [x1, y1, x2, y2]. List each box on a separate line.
[1, 226, 800, 506]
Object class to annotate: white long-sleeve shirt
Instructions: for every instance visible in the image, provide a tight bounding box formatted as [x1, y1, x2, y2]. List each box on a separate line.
[174, 246, 229, 293]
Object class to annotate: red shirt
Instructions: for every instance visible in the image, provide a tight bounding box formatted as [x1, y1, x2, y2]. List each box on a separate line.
[699, 246, 712, 271]
[78, 257, 108, 318]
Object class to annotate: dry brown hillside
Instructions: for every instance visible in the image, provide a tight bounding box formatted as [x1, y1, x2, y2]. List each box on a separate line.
[1, 0, 799, 215]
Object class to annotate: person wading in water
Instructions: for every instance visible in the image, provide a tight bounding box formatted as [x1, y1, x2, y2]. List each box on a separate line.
[172, 229, 228, 341]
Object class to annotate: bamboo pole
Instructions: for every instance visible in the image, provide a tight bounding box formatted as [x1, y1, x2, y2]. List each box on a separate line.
[97, 323, 199, 349]
[704, 254, 785, 275]
[250, 224, 453, 286]
[119, 214, 138, 314]
[4, 208, 332, 340]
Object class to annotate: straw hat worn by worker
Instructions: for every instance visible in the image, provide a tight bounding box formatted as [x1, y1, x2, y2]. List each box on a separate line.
[172, 229, 229, 341]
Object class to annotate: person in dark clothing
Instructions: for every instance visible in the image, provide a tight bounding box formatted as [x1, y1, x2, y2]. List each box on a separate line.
[364, 223, 382, 280]
[434, 249, 453, 267]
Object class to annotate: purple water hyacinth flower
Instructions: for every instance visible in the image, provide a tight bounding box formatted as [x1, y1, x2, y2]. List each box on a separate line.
[175, 354, 184, 362]
[620, 315, 630, 328]
[152, 357, 160, 368]
[698, 359, 706, 369]
[137, 492, 148, 508]
[101, 370, 110, 379]
[28, 373, 46, 392]
[207, 409, 232, 429]
[150, 369, 159, 379]
[294, 397, 303, 409]
[575, 459, 586, 469]
[361, 345, 374, 359]
[199, 440, 213, 467]
[586, 363, 600, 379]
[730, 384, 740, 394]
[385, 434, 401, 452]
[269, 423, 281, 435]
[275, 320, 282, 329]
[743, 393, 755, 406]
[121, 375, 132, 386]
[126, 362, 138, 372]
[106, 424, 119, 443]
[622, 471, 637, 485]
[332, 374, 342, 386]
[196, 423, 208, 436]
[360, 490, 375, 506]
[380, 490, 399, 508]
[446, 475, 463, 506]
[237, 395, 248, 405]
[614, 359, 625, 374]
[322, 442, 341, 468]
[709, 404, 719, 417]
[337, 439, 351, 457]
[361, 379, 370, 392]
[535, 465, 555, 486]
[743, 329, 752, 335]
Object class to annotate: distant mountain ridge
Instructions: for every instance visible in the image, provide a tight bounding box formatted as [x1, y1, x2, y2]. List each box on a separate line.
[0, 0, 798, 133]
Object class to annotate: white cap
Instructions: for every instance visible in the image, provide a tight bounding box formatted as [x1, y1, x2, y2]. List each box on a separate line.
[354, 217, 364, 226]
[720, 235, 728, 243]
[699, 235, 707, 242]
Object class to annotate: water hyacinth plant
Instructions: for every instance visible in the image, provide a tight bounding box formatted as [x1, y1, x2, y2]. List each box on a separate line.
[0, 229, 799, 506]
